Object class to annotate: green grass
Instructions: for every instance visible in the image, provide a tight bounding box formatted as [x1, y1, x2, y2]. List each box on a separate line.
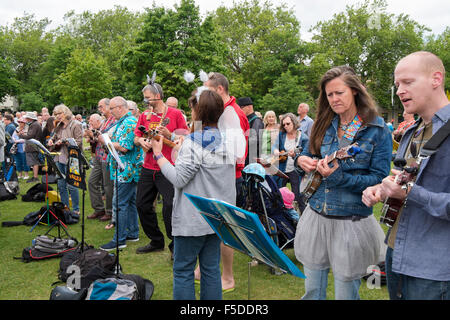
[0, 172, 389, 300]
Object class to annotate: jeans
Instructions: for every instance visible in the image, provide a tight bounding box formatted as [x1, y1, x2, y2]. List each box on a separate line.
[13, 152, 29, 172]
[386, 247, 450, 300]
[112, 181, 139, 245]
[301, 266, 361, 300]
[57, 162, 79, 212]
[173, 234, 222, 300]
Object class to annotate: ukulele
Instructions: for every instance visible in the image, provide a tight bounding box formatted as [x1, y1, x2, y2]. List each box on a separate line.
[300, 143, 361, 201]
[138, 118, 176, 153]
[379, 158, 419, 227]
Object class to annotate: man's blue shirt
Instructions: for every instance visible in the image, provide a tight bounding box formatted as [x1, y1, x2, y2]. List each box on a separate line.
[392, 103, 450, 281]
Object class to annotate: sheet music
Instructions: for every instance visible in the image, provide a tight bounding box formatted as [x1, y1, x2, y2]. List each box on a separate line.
[101, 133, 125, 170]
[26, 139, 51, 155]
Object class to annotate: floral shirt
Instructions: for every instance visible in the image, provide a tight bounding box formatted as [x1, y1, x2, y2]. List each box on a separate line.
[108, 112, 143, 183]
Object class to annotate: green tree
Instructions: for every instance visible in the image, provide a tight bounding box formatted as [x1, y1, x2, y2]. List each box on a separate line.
[18, 92, 47, 111]
[121, 0, 227, 109]
[55, 48, 112, 112]
[308, 0, 428, 110]
[425, 27, 450, 91]
[0, 13, 53, 95]
[213, 0, 305, 102]
[59, 6, 144, 96]
[36, 35, 77, 108]
[0, 57, 19, 100]
[260, 70, 313, 116]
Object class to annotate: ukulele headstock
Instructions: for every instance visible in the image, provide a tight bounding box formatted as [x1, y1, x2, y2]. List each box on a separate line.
[335, 143, 361, 160]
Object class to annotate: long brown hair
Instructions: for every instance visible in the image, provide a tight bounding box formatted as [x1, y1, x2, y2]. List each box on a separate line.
[309, 66, 379, 155]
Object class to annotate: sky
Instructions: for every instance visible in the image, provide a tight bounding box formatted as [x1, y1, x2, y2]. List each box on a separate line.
[0, 0, 449, 41]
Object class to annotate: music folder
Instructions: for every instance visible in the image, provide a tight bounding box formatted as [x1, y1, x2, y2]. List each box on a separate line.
[185, 193, 305, 279]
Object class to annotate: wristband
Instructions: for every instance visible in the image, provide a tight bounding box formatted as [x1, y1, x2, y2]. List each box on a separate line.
[153, 153, 164, 161]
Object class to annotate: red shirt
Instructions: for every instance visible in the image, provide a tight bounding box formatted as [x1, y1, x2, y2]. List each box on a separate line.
[225, 96, 250, 179]
[134, 107, 188, 170]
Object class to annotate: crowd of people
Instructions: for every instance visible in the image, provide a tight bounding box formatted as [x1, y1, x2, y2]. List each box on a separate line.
[0, 50, 449, 301]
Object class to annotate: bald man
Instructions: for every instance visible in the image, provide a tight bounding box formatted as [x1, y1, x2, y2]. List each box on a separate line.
[362, 51, 450, 300]
[166, 97, 178, 109]
[87, 99, 117, 222]
[297, 103, 314, 137]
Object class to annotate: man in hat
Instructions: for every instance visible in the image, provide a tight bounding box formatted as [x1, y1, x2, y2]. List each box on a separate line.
[18, 111, 44, 182]
[237, 97, 264, 166]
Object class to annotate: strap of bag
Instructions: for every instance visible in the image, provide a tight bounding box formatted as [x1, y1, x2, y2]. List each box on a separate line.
[419, 120, 450, 158]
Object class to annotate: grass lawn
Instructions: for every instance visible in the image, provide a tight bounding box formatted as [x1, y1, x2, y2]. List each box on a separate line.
[0, 169, 389, 300]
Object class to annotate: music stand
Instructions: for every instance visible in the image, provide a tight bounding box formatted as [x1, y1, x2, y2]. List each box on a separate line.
[26, 140, 66, 233]
[185, 193, 305, 299]
[102, 133, 125, 274]
[65, 140, 91, 252]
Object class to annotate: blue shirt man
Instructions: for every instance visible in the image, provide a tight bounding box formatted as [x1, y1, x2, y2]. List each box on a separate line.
[362, 52, 450, 300]
[100, 96, 143, 251]
[297, 103, 314, 137]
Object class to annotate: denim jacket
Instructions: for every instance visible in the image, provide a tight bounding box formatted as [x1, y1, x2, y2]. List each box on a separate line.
[272, 131, 309, 173]
[391, 104, 450, 281]
[295, 115, 392, 217]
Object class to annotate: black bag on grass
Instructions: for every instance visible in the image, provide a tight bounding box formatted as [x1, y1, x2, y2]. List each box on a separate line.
[0, 181, 19, 201]
[2, 202, 79, 227]
[22, 183, 52, 202]
[58, 247, 117, 285]
[15, 235, 78, 263]
[57, 247, 154, 300]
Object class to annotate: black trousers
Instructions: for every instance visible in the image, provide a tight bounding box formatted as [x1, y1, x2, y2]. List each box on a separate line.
[282, 170, 307, 214]
[136, 167, 174, 251]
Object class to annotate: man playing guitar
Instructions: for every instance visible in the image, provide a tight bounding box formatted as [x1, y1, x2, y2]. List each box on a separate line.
[362, 51, 450, 300]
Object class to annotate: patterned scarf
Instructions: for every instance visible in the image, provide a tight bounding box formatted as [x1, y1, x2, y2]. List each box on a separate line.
[341, 114, 363, 141]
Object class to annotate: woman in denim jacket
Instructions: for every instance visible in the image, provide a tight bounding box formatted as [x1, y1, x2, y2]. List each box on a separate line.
[294, 66, 392, 300]
[272, 113, 309, 212]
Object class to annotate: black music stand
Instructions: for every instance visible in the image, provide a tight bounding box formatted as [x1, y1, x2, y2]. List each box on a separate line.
[65, 140, 91, 252]
[102, 133, 126, 274]
[26, 140, 66, 233]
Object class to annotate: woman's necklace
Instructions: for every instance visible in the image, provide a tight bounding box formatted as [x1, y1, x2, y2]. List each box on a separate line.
[339, 114, 356, 131]
[339, 114, 363, 141]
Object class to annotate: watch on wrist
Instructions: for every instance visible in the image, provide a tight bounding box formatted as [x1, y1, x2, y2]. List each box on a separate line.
[153, 153, 164, 161]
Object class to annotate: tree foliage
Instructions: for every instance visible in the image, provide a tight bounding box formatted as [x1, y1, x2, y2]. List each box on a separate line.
[122, 0, 227, 109]
[55, 48, 112, 111]
[213, 0, 305, 103]
[309, 0, 427, 109]
[0, 0, 447, 115]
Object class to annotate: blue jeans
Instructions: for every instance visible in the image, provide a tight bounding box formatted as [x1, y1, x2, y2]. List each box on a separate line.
[173, 234, 222, 300]
[14, 152, 29, 172]
[386, 247, 450, 300]
[112, 181, 139, 245]
[57, 162, 79, 212]
[301, 266, 361, 300]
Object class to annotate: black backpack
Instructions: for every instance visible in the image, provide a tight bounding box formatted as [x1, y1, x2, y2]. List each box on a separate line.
[58, 248, 117, 288]
[56, 247, 154, 300]
[22, 183, 53, 202]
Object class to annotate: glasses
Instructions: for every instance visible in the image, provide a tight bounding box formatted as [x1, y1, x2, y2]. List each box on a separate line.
[283, 122, 292, 126]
